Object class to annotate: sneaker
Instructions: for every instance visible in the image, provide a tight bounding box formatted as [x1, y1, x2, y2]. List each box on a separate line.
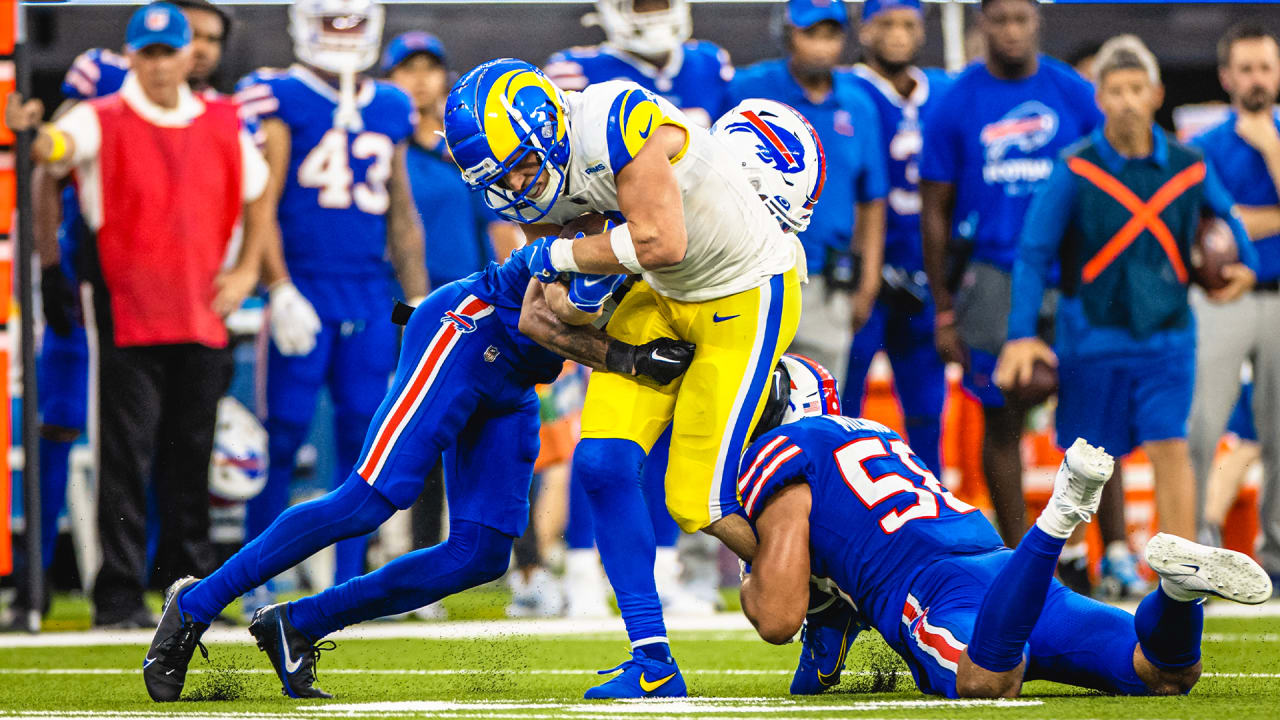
[564, 550, 611, 619]
[505, 568, 564, 618]
[1145, 533, 1273, 605]
[1098, 549, 1150, 599]
[142, 577, 208, 702]
[1057, 555, 1093, 597]
[584, 650, 687, 699]
[413, 601, 447, 621]
[248, 603, 336, 699]
[1043, 439, 1114, 532]
[791, 613, 864, 695]
[241, 585, 276, 625]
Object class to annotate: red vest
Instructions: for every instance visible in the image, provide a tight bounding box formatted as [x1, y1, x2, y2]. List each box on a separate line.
[91, 93, 242, 348]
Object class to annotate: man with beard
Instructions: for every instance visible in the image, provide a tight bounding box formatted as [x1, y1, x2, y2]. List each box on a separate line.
[844, 0, 948, 476]
[728, 0, 887, 383]
[1187, 24, 1280, 591]
[919, 0, 1100, 550]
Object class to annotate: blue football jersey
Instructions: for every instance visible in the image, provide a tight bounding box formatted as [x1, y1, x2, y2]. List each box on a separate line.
[455, 244, 566, 384]
[920, 56, 1102, 271]
[851, 65, 953, 274]
[62, 47, 129, 101]
[236, 65, 415, 319]
[545, 40, 733, 128]
[740, 415, 1002, 640]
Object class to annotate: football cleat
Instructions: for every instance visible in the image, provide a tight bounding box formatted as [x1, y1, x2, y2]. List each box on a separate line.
[143, 576, 209, 702]
[248, 603, 336, 699]
[1098, 548, 1151, 599]
[1145, 533, 1273, 605]
[1047, 438, 1115, 526]
[791, 613, 865, 695]
[584, 650, 687, 699]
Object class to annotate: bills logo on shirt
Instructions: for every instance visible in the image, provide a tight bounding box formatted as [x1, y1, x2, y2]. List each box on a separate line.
[443, 311, 478, 333]
[980, 101, 1059, 192]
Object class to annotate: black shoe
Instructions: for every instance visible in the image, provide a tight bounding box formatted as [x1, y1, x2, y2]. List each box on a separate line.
[143, 576, 209, 702]
[1057, 556, 1092, 597]
[248, 603, 335, 699]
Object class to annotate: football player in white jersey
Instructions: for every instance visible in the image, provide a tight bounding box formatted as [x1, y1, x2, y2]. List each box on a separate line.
[444, 60, 813, 698]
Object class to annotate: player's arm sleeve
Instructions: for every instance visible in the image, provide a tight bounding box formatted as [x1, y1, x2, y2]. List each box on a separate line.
[1009, 159, 1075, 340]
[605, 88, 688, 176]
[54, 101, 101, 165]
[61, 50, 102, 100]
[234, 74, 282, 143]
[856, 101, 889, 202]
[919, 94, 960, 184]
[1202, 159, 1261, 272]
[739, 437, 810, 521]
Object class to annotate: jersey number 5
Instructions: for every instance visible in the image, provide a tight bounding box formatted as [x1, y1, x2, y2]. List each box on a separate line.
[834, 436, 976, 534]
[298, 128, 394, 214]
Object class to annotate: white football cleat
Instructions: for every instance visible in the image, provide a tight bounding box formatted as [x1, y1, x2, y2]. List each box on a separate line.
[1049, 438, 1115, 524]
[1145, 533, 1273, 605]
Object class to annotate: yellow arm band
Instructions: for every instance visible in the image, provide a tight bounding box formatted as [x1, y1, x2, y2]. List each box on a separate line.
[43, 124, 68, 164]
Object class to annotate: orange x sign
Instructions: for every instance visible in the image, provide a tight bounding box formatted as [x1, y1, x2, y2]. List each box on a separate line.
[1067, 156, 1206, 284]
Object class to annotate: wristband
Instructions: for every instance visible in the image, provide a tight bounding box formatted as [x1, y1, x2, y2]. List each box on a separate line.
[604, 339, 635, 376]
[609, 223, 645, 274]
[934, 309, 956, 328]
[549, 237, 580, 273]
[44, 124, 68, 163]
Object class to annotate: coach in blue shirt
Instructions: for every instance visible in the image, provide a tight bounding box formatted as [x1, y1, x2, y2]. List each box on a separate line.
[728, 0, 888, 382]
[384, 33, 521, 288]
[996, 36, 1257, 542]
[1185, 23, 1280, 581]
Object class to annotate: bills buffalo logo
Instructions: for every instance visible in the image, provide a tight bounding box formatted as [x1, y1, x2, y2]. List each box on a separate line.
[980, 101, 1059, 162]
[724, 110, 806, 174]
[145, 7, 170, 31]
[443, 311, 478, 333]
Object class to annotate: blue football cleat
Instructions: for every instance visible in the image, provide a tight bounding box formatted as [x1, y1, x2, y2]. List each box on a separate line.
[584, 650, 688, 699]
[790, 613, 864, 695]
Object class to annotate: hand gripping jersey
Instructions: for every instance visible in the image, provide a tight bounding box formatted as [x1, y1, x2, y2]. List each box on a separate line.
[739, 415, 1003, 643]
[850, 65, 952, 273]
[542, 81, 800, 302]
[235, 65, 415, 318]
[544, 40, 733, 128]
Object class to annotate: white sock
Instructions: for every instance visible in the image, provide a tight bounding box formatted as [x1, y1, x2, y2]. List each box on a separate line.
[1035, 501, 1079, 540]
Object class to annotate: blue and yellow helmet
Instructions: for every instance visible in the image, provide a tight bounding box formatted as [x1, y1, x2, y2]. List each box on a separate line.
[443, 58, 571, 223]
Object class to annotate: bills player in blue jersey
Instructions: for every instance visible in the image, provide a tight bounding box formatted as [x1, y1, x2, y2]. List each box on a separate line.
[739, 355, 1272, 699]
[544, 0, 733, 128]
[233, 0, 429, 601]
[844, 0, 949, 474]
[142, 238, 694, 701]
[919, 0, 1101, 545]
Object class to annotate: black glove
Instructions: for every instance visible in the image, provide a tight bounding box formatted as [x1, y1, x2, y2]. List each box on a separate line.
[606, 337, 696, 385]
[41, 264, 80, 337]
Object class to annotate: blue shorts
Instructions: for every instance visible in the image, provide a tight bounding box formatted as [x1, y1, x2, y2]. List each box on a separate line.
[351, 285, 540, 537]
[1227, 383, 1256, 442]
[894, 549, 1149, 698]
[1056, 350, 1194, 454]
[38, 325, 89, 431]
[962, 348, 1006, 408]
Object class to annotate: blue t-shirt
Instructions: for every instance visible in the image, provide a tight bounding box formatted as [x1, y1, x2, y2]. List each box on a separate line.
[545, 40, 734, 128]
[741, 415, 1001, 642]
[729, 59, 889, 275]
[236, 65, 415, 320]
[920, 56, 1102, 271]
[456, 244, 566, 384]
[850, 64, 953, 273]
[406, 138, 498, 289]
[1193, 110, 1280, 284]
[61, 47, 129, 101]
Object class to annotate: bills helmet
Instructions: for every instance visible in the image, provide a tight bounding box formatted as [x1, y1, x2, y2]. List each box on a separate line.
[588, 0, 692, 58]
[208, 397, 269, 503]
[290, 0, 385, 75]
[443, 58, 571, 223]
[712, 99, 826, 234]
[753, 354, 841, 440]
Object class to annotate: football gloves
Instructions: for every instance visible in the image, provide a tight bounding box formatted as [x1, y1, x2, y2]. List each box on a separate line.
[268, 281, 322, 357]
[565, 272, 628, 313]
[606, 337, 695, 385]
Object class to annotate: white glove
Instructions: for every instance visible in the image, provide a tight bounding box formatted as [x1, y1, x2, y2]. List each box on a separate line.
[268, 281, 321, 356]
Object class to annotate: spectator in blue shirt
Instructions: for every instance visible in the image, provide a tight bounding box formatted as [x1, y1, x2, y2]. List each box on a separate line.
[728, 0, 888, 382]
[1185, 23, 1280, 586]
[995, 36, 1257, 543]
[919, 0, 1101, 547]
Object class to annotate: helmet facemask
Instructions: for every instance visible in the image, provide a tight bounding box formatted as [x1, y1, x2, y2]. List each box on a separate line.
[290, 0, 385, 75]
[593, 0, 692, 59]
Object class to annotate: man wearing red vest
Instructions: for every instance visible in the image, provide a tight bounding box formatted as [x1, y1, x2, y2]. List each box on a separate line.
[8, 2, 268, 626]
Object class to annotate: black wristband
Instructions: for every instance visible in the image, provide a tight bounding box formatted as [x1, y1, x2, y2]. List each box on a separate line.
[605, 340, 635, 376]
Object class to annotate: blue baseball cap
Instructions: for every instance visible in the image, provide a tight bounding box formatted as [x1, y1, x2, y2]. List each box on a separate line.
[126, 2, 192, 53]
[862, 0, 922, 21]
[787, 0, 848, 29]
[381, 32, 448, 75]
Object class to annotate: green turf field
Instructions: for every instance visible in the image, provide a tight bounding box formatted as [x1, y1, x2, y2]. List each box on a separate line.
[1, 607, 1277, 720]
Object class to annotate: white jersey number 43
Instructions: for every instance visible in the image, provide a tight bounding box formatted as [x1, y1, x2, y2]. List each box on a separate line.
[298, 128, 393, 214]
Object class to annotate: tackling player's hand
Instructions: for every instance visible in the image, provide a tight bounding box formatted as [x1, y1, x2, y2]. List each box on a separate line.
[40, 264, 80, 337]
[567, 272, 627, 312]
[526, 235, 561, 283]
[606, 337, 696, 385]
[268, 280, 322, 356]
[994, 337, 1057, 390]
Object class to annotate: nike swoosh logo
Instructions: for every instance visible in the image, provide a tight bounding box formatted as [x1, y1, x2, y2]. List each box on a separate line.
[143, 656, 157, 669]
[650, 351, 681, 364]
[638, 115, 654, 139]
[712, 313, 740, 323]
[279, 616, 303, 674]
[1178, 563, 1201, 573]
[582, 276, 608, 287]
[816, 623, 854, 686]
[639, 671, 676, 692]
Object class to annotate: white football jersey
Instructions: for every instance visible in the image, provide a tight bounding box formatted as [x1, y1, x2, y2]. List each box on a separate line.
[543, 81, 802, 303]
